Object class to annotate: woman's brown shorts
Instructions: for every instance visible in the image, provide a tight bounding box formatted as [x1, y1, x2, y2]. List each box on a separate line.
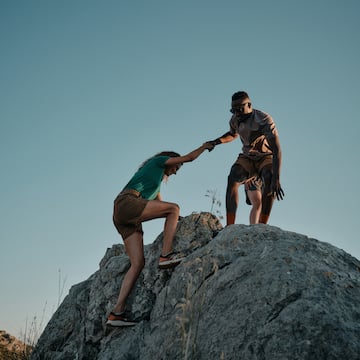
[113, 190, 148, 240]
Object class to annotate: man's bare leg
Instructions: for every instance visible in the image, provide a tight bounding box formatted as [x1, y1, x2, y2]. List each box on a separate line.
[226, 164, 248, 225]
[247, 189, 262, 224]
[259, 168, 274, 224]
[226, 181, 239, 225]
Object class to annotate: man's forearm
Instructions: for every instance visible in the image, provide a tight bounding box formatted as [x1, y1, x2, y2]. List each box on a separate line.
[272, 156, 281, 179]
[211, 132, 237, 145]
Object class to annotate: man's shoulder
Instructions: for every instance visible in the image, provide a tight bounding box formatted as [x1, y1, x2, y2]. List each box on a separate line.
[253, 109, 274, 125]
[253, 108, 271, 118]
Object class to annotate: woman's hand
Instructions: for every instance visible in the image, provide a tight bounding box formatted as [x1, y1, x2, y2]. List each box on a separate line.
[203, 141, 216, 152]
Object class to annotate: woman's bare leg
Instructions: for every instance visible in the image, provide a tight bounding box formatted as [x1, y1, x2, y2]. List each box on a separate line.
[113, 231, 144, 313]
[138, 200, 180, 255]
[112, 201, 179, 313]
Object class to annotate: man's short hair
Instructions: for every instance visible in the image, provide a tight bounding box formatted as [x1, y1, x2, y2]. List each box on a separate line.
[232, 91, 249, 101]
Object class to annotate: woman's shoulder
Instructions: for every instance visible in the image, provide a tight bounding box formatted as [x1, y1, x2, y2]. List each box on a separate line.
[145, 155, 170, 167]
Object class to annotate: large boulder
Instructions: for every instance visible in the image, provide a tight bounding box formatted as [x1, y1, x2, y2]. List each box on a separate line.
[30, 212, 360, 360]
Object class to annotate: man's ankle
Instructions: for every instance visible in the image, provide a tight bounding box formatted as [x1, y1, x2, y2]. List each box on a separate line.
[259, 214, 270, 224]
[226, 213, 236, 225]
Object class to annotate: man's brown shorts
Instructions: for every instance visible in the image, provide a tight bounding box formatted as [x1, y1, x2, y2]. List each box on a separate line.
[113, 190, 148, 240]
[232, 153, 273, 182]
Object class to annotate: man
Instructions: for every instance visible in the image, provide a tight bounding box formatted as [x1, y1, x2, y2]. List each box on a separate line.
[209, 91, 284, 225]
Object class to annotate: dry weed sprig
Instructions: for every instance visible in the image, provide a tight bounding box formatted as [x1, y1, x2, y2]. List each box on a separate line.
[205, 189, 224, 220]
[18, 269, 67, 359]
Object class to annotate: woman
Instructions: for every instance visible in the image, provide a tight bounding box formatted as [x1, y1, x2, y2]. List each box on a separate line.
[107, 141, 214, 327]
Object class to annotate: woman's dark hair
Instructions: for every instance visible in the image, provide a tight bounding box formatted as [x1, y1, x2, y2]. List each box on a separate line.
[154, 151, 180, 158]
[139, 151, 180, 169]
[232, 91, 249, 101]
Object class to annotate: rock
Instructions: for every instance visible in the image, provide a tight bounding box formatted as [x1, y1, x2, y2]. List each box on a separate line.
[0, 329, 32, 358]
[30, 212, 360, 360]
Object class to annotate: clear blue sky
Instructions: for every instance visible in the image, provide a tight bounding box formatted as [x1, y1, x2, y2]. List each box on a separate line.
[1, 0, 359, 337]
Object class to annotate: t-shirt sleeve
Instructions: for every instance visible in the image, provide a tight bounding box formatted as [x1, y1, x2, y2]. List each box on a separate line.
[153, 156, 170, 168]
[264, 115, 278, 139]
[256, 111, 278, 139]
[229, 116, 237, 135]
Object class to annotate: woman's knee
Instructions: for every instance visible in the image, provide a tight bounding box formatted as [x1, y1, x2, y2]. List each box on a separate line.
[169, 202, 180, 215]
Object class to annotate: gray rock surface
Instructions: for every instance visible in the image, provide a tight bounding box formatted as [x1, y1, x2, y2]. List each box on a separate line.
[30, 212, 360, 360]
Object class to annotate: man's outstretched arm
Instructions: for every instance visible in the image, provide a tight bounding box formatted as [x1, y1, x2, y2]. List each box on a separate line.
[208, 132, 238, 149]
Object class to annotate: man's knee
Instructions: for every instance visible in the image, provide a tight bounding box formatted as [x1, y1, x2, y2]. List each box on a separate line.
[227, 173, 237, 186]
[226, 176, 240, 195]
[252, 199, 262, 209]
[227, 171, 245, 192]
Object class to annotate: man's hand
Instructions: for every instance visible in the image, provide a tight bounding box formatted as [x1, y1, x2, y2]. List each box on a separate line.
[270, 179, 285, 200]
[204, 141, 216, 152]
[206, 139, 221, 152]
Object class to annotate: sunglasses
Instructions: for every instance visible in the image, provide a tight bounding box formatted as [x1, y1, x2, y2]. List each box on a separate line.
[230, 102, 252, 114]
